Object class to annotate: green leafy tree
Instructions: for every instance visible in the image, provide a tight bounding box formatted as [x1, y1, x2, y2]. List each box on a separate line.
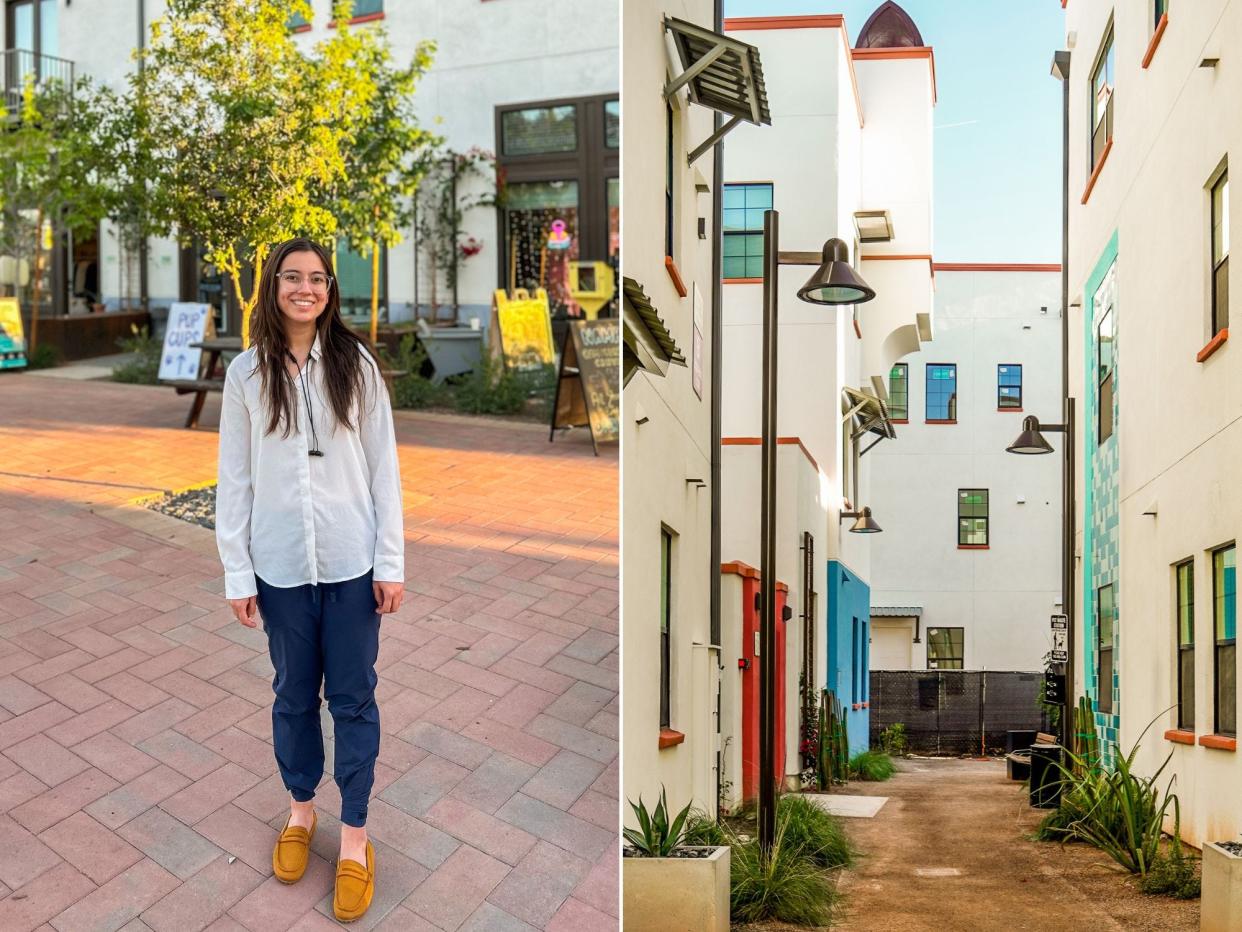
[138, 0, 368, 345]
[316, 4, 439, 344]
[0, 76, 120, 351]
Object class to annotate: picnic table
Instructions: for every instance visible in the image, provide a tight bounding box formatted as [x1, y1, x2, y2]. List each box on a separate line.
[165, 336, 405, 429]
[166, 336, 240, 429]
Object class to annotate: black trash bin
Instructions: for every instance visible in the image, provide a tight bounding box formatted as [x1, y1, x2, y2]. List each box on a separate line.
[1028, 742, 1063, 808]
[1006, 729, 1038, 754]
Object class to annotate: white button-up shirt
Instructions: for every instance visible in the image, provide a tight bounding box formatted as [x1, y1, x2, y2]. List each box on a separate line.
[215, 334, 405, 599]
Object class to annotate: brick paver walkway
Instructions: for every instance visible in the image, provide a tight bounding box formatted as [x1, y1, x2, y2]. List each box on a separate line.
[0, 376, 618, 932]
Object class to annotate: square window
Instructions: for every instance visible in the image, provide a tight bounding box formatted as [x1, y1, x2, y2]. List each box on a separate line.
[927, 627, 964, 670]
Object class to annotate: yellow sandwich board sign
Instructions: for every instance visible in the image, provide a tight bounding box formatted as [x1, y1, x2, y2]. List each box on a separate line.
[494, 288, 555, 372]
[0, 298, 26, 369]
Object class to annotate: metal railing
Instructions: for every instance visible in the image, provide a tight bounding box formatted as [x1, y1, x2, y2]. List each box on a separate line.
[0, 49, 75, 116]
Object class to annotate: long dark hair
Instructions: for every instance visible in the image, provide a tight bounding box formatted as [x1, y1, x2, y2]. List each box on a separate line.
[248, 237, 380, 438]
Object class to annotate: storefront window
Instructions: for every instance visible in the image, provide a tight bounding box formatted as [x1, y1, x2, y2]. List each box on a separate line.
[505, 179, 580, 315]
[605, 99, 619, 149]
[607, 177, 619, 258]
[501, 105, 577, 157]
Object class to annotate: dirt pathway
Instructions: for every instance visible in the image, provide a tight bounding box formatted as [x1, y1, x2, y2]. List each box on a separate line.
[833, 757, 1197, 932]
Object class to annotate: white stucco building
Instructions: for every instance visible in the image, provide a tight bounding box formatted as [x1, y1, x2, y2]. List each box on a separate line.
[1062, 0, 1242, 848]
[869, 266, 1062, 673]
[715, 2, 935, 805]
[9, 0, 617, 336]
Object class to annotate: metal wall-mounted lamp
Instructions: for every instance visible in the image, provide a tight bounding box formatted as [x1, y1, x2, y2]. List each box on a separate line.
[840, 506, 882, 534]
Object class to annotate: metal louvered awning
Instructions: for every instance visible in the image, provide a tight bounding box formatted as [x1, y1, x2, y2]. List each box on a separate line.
[664, 16, 772, 165]
[623, 276, 686, 386]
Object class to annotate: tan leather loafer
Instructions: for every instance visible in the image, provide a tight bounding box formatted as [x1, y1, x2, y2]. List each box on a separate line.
[272, 810, 316, 884]
[333, 840, 375, 923]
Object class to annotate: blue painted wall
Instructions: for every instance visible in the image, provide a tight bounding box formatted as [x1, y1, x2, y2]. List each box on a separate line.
[827, 560, 871, 756]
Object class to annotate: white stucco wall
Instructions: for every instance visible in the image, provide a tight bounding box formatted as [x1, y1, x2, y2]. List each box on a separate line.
[870, 269, 1062, 672]
[1064, 0, 1242, 848]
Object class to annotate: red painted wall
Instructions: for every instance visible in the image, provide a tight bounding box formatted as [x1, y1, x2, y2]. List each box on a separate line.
[741, 577, 788, 802]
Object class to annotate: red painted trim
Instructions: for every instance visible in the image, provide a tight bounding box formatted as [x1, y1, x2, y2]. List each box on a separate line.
[292, 23, 312, 33]
[659, 728, 686, 749]
[863, 254, 935, 278]
[720, 560, 790, 592]
[1081, 140, 1113, 204]
[958, 544, 989, 550]
[890, 418, 909, 425]
[723, 277, 764, 285]
[725, 15, 865, 128]
[327, 11, 386, 28]
[852, 703, 862, 710]
[664, 257, 688, 297]
[925, 419, 957, 425]
[1142, 14, 1169, 69]
[1199, 734, 1237, 751]
[933, 263, 1061, 272]
[1061, 0, 1068, 8]
[853, 47, 937, 105]
[723, 436, 822, 476]
[998, 407, 1024, 413]
[1164, 729, 1195, 746]
[862, 701, 869, 709]
[853, 317, 862, 339]
[1198, 328, 1228, 362]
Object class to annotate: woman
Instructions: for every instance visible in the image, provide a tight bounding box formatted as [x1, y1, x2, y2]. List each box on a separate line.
[215, 237, 405, 923]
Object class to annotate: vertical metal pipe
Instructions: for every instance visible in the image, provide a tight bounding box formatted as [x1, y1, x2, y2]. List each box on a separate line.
[1057, 52, 1075, 745]
[1064, 399, 1076, 743]
[709, 0, 724, 817]
[137, 0, 149, 313]
[758, 209, 779, 854]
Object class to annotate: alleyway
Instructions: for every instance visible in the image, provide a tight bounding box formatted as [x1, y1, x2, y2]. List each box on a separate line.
[835, 758, 1198, 932]
[0, 376, 618, 931]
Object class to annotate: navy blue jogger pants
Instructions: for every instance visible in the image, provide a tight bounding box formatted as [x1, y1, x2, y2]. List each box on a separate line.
[255, 568, 381, 828]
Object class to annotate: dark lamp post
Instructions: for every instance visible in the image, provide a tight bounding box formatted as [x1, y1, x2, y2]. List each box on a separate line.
[758, 212, 875, 857]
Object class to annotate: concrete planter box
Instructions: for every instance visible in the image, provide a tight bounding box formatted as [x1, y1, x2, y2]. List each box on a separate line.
[623, 846, 730, 932]
[1202, 842, 1242, 931]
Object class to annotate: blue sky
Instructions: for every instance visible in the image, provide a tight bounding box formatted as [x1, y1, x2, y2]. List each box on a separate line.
[723, 1, 1066, 262]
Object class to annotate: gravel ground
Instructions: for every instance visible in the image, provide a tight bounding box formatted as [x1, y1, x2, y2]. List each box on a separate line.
[146, 484, 216, 530]
[734, 757, 1198, 931]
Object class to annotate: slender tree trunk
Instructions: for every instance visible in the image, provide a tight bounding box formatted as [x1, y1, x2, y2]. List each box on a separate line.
[28, 208, 43, 354]
[369, 239, 380, 346]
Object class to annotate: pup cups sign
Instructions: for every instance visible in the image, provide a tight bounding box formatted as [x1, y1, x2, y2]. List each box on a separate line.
[158, 303, 213, 381]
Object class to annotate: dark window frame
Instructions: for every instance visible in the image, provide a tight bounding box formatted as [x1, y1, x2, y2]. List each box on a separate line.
[665, 102, 675, 260]
[1213, 544, 1236, 737]
[494, 94, 618, 293]
[1098, 583, 1115, 714]
[889, 362, 909, 420]
[1176, 559, 1195, 731]
[1154, 0, 1167, 27]
[660, 527, 673, 730]
[722, 182, 773, 280]
[997, 363, 1022, 409]
[926, 627, 964, 670]
[1089, 24, 1115, 172]
[957, 488, 989, 547]
[925, 363, 958, 422]
[1211, 167, 1229, 336]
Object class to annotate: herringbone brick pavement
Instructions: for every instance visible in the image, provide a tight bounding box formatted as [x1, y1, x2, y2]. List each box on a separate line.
[0, 376, 618, 931]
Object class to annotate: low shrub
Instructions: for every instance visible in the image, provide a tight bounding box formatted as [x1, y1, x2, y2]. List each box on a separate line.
[1138, 849, 1200, 899]
[380, 335, 446, 409]
[730, 811, 839, 926]
[25, 342, 60, 370]
[879, 722, 909, 757]
[682, 810, 729, 848]
[778, 794, 855, 869]
[850, 750, 896, 782]
[623, 787, 691, 857]
[112, 324, 161, 384]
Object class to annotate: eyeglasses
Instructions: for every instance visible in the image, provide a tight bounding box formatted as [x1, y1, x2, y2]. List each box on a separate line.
[277, 271, 334, 292]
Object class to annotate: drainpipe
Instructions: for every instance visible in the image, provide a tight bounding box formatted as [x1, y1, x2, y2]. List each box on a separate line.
[710, 0, 724, 820]
[137, 0, 149, 314]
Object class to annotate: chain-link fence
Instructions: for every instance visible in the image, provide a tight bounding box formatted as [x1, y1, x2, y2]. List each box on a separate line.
[869, 671, 1050, 756]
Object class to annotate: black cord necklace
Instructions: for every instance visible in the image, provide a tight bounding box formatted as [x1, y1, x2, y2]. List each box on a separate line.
[289, 351, 324, 457]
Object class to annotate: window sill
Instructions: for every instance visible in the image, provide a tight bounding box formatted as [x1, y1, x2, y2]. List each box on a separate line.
[327, 12, 386, 27]
[925, 419, 957, 425]
[1199, 734, 1236, 751]
[958, 544, 989, 550]
[1197, 328, 1228, 362]
[852, 703, 861, 710]
[998, 407, 1024, 413]
[723, 277, 763, 285]
[1082, 139, 1113, 204]
[890, 418, 909, 425]
[659, 728, 686, 750]
[1142, 14, 1169, 69]
[1164, 728, 1195, 746]
[292, 23, 312, 32]
[665, 257, 688, 297]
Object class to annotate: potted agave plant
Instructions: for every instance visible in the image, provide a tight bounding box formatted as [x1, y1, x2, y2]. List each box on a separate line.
[622, 787, 730, 932]
[1202, 836, 1242, 931]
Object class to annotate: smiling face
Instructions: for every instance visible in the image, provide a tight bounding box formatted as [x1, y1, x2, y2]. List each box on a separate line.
[275, 249, 331, 326]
